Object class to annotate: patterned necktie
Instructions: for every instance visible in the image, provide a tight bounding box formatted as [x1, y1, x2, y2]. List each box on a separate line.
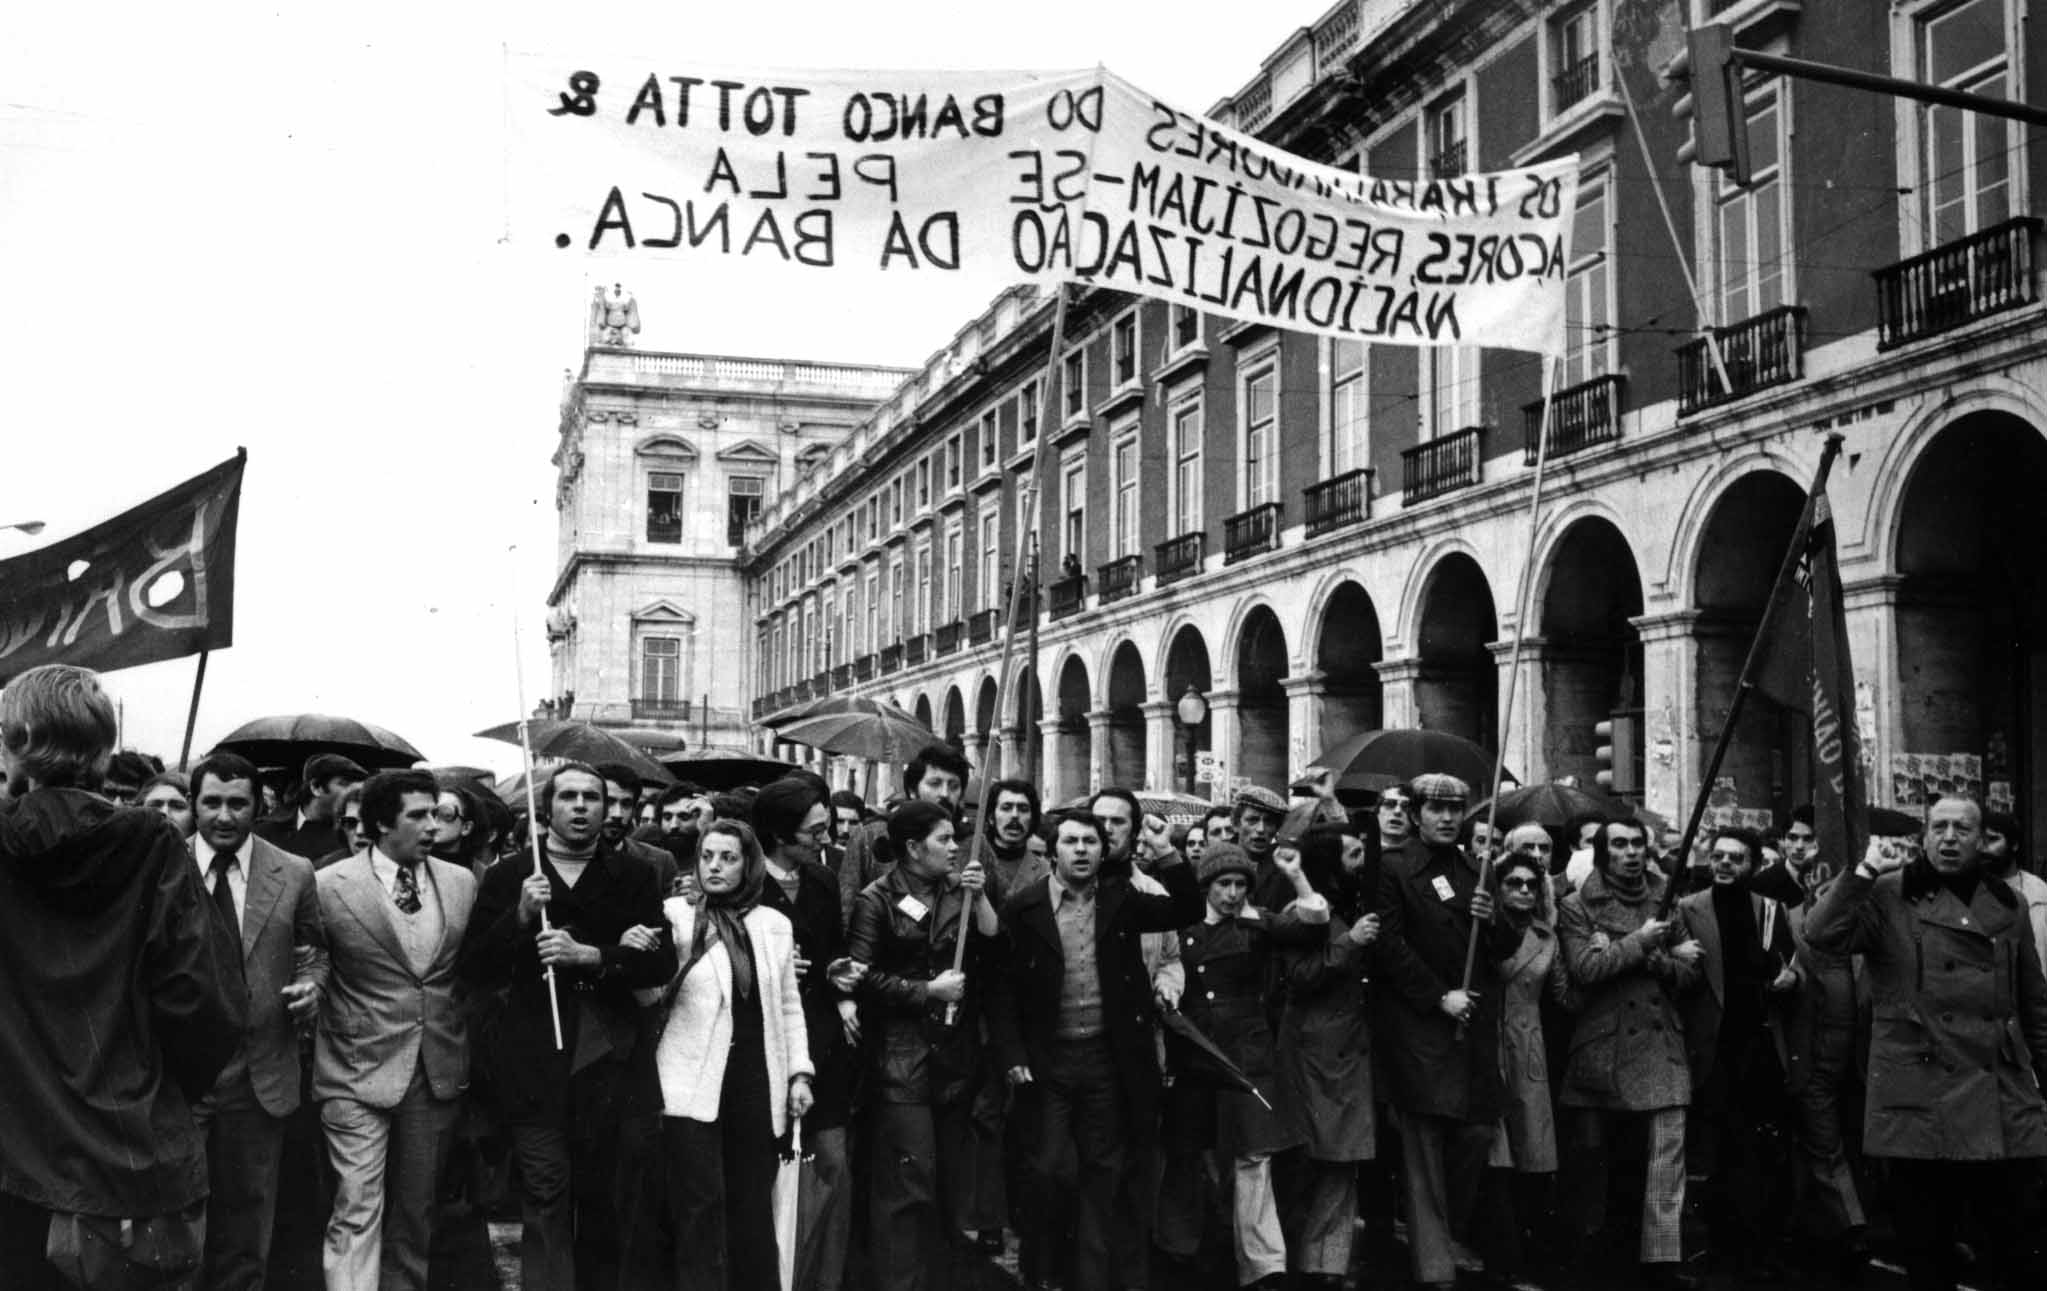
[393, 861, 422, 915]
[209, 852, 238, 934]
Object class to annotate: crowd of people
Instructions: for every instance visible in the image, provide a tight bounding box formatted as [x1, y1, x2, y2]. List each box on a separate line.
[3, 659, 2046, 1291]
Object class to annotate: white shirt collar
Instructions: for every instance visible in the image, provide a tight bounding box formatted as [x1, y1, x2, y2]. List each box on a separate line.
[369, 845, 423, 888]
[190, 832, 254, 872]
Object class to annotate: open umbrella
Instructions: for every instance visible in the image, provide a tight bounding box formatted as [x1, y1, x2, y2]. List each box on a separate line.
[212, 714, 424, 771]
[1313, 728, 1514, 796]
[769, 700, 936, 764]
[473, 720, 673, 785]
[1465, 782, 1637, 832]
[658, 747, 800, 791]
[609, 728, 693, 755]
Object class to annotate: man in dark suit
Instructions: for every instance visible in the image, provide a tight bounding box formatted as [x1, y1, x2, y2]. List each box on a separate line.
[990, 811, 1202, 1291]
[258, 754, 367, 863]
[313, 768, 475, 1291]
[187, 751, 331, 1291]
[459, 761, 670, 1291]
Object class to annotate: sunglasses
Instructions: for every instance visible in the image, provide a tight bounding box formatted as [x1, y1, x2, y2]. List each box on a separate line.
[340, 817, 363, 832]
[432, 806, 466, 824]
[1499, 876, 1540, 891]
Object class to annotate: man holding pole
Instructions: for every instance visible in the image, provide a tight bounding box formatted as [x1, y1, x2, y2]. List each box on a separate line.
[459, 761, 670, 1291]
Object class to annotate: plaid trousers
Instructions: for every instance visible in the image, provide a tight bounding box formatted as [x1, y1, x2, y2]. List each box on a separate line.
[1564, 1106, 1687, 1265]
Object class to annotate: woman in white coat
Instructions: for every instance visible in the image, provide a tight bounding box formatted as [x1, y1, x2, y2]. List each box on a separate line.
[652, 818, 814, 1290]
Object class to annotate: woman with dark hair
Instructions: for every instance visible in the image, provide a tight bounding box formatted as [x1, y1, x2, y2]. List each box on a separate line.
[1487, 848, 1576, 1273]
[1274, 823, 1381, 1289]
[643, 818, 813, 1290]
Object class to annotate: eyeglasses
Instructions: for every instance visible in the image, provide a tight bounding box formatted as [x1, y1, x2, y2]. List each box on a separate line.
[431, 806, 466, 824]
[799, 823, 832, 841]
[340, 817, 363, 832]
[1499, 876, 1540, 891]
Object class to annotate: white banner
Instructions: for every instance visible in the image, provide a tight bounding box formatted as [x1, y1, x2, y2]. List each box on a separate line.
[505, 59, 1577, 356]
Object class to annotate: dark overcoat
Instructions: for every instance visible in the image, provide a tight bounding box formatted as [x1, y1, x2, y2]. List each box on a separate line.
[1177, 905, 1323, 1156]
[760, 858, 856, 1128]
[1276, 921, 1377, 1161]
[1555, 870, 1697, 1111]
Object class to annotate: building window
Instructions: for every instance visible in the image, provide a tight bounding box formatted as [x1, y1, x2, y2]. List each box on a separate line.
[1564, 181, 1613, 388]
[1243, 364, 1279, 508]
[1328, 340, 1368, 476]
[913, 537, 933, 634]
[944, 519, 964, 622]
[772, 622, 785, 688]
[1170, 304, 1201, 351]
[979, 508, 1000, 611]
[640, 636, 681, 705]
[914, 458, 932, 513]
[1019, 378, 1041, 443]
[864, 569, 880, 652]
[889, 555, 905, 641]
[1919, 0, 2015, 245]
[647, 472, 683, 544]
[1061, 454, 1087, 568]
[725, 476, 763, 547]
[1170, 396, 1203, 534]
[979, 410, 998, 469]
[1549, 3, 1601, 116]
[1111, 422, 1140, 558]
[1423, 346, 1480, 438]
[1111, 311, 1138, 387]
[1713, 82, 1788, 325]
[946, 434, 963, 491]
[890, 476, 905, 528]
[1428, 92, 1468, 178]
[1061, 349, 1086, 420]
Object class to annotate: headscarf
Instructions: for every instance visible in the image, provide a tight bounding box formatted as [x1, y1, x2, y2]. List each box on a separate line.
[680, 818, 767, 1003]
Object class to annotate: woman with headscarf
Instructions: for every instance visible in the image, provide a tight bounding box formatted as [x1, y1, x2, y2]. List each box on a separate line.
[644, 818, 813, 1290]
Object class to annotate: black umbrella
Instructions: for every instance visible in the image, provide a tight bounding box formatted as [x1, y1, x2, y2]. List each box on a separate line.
[1313, 728, 1515, 796]
[212, 713, 424, 772]
[1465, 782, 1637, 832]
[769, 700, 937, 764]
[658, 747, 801, 791]
[1158, 1007, 1272, 1111]
[473, 719, 674, 785]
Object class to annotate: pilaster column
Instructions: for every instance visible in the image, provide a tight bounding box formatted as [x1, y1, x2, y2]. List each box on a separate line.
[1630, 610, 1704, 827]
[1142, 700, 1179, 796]
[1488, 637, 1545, 789]
[992, 723, 1022, 784]
[1206, 687, 1241, 798]
[1372, 658, 1425, 731]
[1086, 709, 1114, 796]
[963, 731, 990, 779]
[1841, 575, 1902, 808]
[1281, 671, 1328, 782]
[1038, 717, 1070, 804]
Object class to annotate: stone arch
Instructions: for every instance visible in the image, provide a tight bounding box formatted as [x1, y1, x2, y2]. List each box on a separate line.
[1312, 578, 1385, 759]
[1054, 653, 1093, 800]
[1104, 639, 1148, 790]
[1535, 515, 1646, 790]
[941, 685, 967, 749]
[1393, 535, 1491, 654]
[1162, 623, 1215, 796]
[1219, 593, 1295, 684]
[1660, 443, 1807, 606]
[1860, 373, 2047, 561]
[1234, 604, 1290, 791]
[1413, 551, 1499, 751]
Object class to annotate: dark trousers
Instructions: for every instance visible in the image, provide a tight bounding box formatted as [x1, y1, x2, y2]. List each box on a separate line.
[1793, 1023, 1866, 1238]
[1029, 1037, 1129, 1291]
[868, 1102, 951, 1291]
[194, 1070, 288, 1291]
[1886, 1158, 2040, 1291]
[655, 1114, 779, 1291]
[508, 1059, 628, 1291]
[0, 1191, 64, 1291]
[1694, 1044, 1795, 1266]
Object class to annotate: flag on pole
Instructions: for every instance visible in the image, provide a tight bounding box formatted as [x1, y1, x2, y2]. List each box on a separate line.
[1750, 471, 1868, 876]
[0, 452, 246, 685]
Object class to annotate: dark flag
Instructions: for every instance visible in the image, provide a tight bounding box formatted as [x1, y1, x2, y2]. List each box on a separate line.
[1750, 470, 1869, 878]
[0, 451, 246, 684]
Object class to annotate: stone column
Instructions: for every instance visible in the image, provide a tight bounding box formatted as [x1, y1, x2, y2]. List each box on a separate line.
[1631, 610, 1703, 828]
[991, 724, 1023, 784]
[1087, 710, 1115, 795]
[1039, 717, 1071, 805]
[1281, 671, 1327, 781]
[963, 731, 990, 779]
[1205, 687, 1241, 800]
[1488, 637, 1547, 789]
[1842, 575, 1902, 810]
[1143, 700, 1179, 795]
[1372, 658, 1424, 731]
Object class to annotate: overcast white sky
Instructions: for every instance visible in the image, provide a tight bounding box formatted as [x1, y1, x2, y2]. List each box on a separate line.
[0, 0, 1340, 779]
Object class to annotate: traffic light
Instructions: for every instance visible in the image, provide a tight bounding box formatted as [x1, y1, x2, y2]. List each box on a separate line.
[1685, 23, 1751, 186]
[1594, 713, 1640, 795]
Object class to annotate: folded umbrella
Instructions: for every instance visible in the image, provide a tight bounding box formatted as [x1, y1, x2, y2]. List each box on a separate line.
[1158, 1006, 1271, 1111]
[473, 719, 674, 785]
[774, 1117, 805, 1291]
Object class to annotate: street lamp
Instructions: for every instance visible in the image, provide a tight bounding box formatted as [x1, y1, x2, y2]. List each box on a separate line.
[1174, 684, 1209, 794]
[2, 520, 45, 536]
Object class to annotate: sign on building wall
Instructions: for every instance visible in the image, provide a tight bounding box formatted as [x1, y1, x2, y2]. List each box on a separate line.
[506, 60, 1578, 356]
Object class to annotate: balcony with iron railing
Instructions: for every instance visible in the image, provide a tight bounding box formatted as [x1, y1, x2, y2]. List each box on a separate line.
[810, 671, 830, 697]
[1430, 139, 1467, 179]
[1676, 305, 1808, 415]
[880, 643, 904, 674]
[1049, 574, 1088, 620]
[1305, 468, 1372, 537]
[854, 653, 877, 681]
[1224, 502, 1284, 564]
[1874, 217, 2039, 350]
[831, 663, 852, 690]
[1523, 374, 1625, 464]
[935, 621, 963, 655]
[634, 697, 691, 723]
[1401, 427, 1486, 504]
[795, 678, 816, 703]
[906, 633, 930, 665]
[1155, 532, 1205, 586]
[968, 608, 999, 644]
[1098, 555, 1143, 604]
[1552, 52, 1600, 112]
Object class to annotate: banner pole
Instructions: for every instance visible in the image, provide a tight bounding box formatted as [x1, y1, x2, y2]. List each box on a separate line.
[947, 285, 1068, 1022]
[177, 651, 211, 771]
[1657, 432, 1844, 918]
[509, 591, 566, 1052]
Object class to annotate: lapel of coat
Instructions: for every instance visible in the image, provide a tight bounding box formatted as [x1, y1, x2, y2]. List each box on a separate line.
[1685, 892, 1725, 1005]
[1017, 881, 1063, 965]
[424, 859, 471, 975]
[334, 854, 412, 974]
[1503, 923, 1547, 982]
[241, 839, 287, 959]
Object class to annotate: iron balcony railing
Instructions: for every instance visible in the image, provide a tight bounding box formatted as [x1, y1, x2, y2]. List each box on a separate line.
[831, 663, 852, 689]
[1553, 52, 1600, 111]
[1223, 502, 1283, 564]
[935, 621, 963, 655]
[879, 643, 903, 674]
[634, 697, 690, 722]
[1155, 532, 1205, 586]
[810, 671, 829, 697]
[1304, 468, 1372, 537]
[853, 653, 876, 681]
[968, 608, 999, 644]
[1874, 217, 2039, 350]
[1677, 305, 1808, 414]
[1401, 427, 1485, 504]
[1523, 373, 1625, 464]
[1098, 555, 1143, 604]
[905, 633, 930, 665]
[1430, 139, 1467, 179]
[1049, 574, 1087, 620]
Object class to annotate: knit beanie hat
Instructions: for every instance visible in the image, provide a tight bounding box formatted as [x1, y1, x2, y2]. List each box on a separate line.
[1198, 842, 1255, 889]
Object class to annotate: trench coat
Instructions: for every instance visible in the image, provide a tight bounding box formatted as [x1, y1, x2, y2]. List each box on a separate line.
[1176, 902, 1325, 1157]
[1375, 842, 1520, 1121]
[1804, 861, 2047, 1161]
[1491, 922, 1573, 1172]
[1276, 921, 1377, 1161]
[1556, 870, 1698, 1111]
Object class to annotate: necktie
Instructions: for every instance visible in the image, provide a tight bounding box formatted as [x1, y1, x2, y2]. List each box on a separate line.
[209, 851, 238, 934]
[393, 862, 422, 915]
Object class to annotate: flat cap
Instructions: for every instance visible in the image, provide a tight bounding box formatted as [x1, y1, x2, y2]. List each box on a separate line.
[1233, 785, 1287, 817]
[1409, 772, 1472, 804]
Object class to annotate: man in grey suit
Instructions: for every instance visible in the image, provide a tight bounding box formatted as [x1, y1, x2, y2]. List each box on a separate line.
[188, 751, 331, 1291]
[313, 767, 475, 1291]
